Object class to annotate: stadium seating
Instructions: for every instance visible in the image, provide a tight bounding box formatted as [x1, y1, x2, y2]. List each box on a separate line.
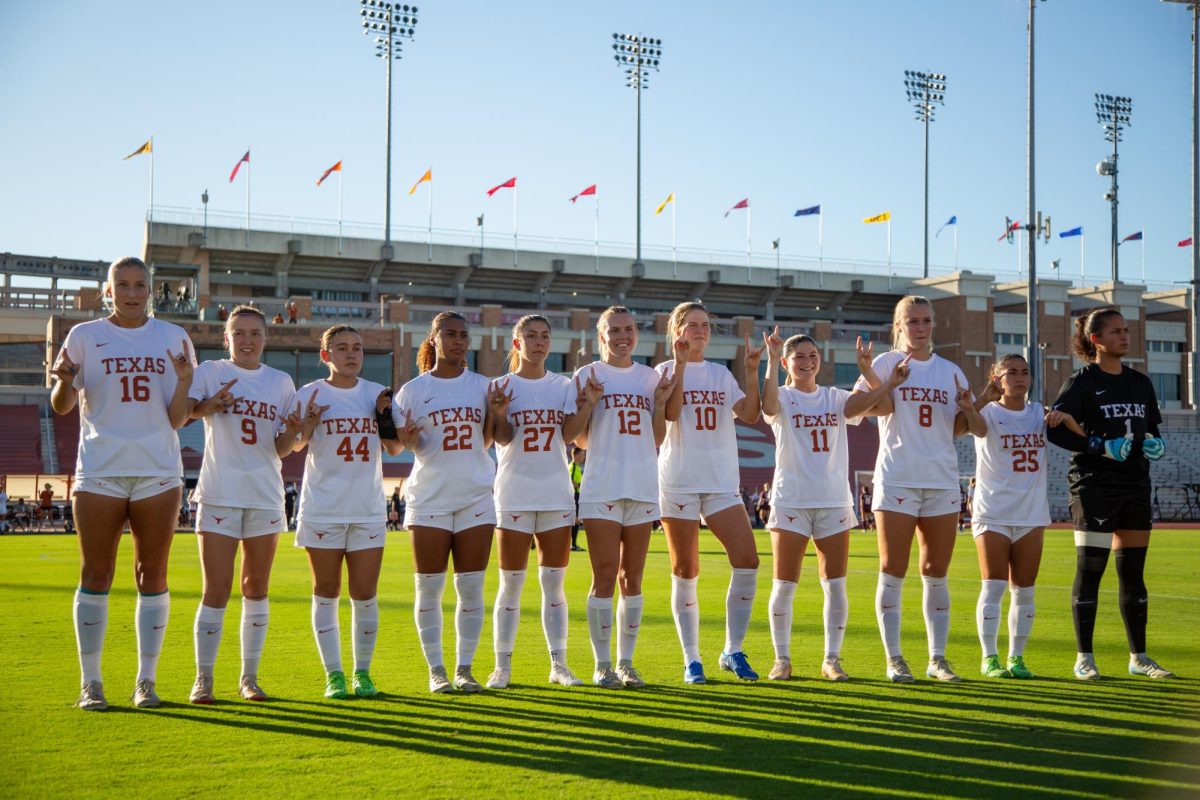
[0, 405, 45, 475]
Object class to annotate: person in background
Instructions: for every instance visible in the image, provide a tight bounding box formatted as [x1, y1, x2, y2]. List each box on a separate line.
[569, 447, 585, 552]
[284, 482, 297, 529]
[287, 301, 299, 325]
[272, 313, 285, 325]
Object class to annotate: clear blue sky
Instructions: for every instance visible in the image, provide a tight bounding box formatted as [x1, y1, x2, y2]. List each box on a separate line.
[1, 0, 1194, 288]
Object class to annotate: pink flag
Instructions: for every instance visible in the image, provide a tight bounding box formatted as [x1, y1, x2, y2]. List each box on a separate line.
[569, 184, 597, 203]
[1180, 237, 1194, 248]
[724, 198, 749, 218]
[229, 150, 250, 183]
[487, 177, 517, 197]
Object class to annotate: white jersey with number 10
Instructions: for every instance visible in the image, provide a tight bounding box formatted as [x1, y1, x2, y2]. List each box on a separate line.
[656, 360, 745, 494]
[296, 378, 386, 525]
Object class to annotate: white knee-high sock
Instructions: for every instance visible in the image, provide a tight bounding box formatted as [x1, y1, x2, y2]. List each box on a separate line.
[493, 569, 526, 671]
[1009, 585, 1036, 658]
[414, 572, 446, 669]
[587, 595, 613, 666]
[74, 589, 108, 686]
[725, 567, 758, 654]
[976, 579, 1007, 658]
[136, 592, 170, 682]
[616, 594, 644, 663]
[351, 596, 379, 672]
[538, 566, 569, 662]
[768, 579, 797, 659]
[240, 597, 269, 677]
[454, 570, 486, 668]
[876, 573, 904, 658]
[194, 603, 226, 678]
[671, 575, 701, 665]
[922, 576, 951, 659]
[311, 595, 341, 673]
[821, 577, 848, 658]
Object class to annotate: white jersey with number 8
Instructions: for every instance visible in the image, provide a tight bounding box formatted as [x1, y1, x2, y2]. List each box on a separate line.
[973, 401, 1050, 527]
[766, 385, 861, 509]
[656, 360, 745, 494]
[494, 372, 576, 511]
[190, 359, 296, 510]
[854, 351, 967, 491]
[574, 361, 660, 504]
[60, 317, 195, 479]
[296, 378, 386, 525]
[393, 370, 494, 514]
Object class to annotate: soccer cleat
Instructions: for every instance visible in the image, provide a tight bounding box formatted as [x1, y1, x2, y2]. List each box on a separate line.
[240, 675, 268, 701]
[352, 670, 378, 697]
[615, 661, 646, 688]
[131, 679, 161, 708]
[324, 670, 349, 699]
[768, 657, 792, 681]
[926, 657, 962, 682]
[1006, 655, 1034, 679]
[719, 651, 759, 681]
[980, 655, 1010, 679]
[75, 681, 107, 711]
[1073, 653, 1101, 681]
[428, 665, 453, 694]
[548, 663, 584, 686]
[485, 668, 511, 690]
[683, 661, 707, 685]
[592, 664, 624, 689]
[886, 656, 916, 683]
[821, 656, 850, 682]
[189, 675, 216, 704]
[454, 666, 483, 694]
[1129, 654, 1176, 679]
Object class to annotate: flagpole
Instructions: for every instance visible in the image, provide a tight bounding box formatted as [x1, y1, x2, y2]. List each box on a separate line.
[338, 167, 344, 256]
[1141, 226, 1146, 283]
[953, 224, 958, 269]
[513, 183, 518, 267]
[594, 192, 600, 274]
[245, 147, 251, 248]
[1016, 228, 1022, 276]
[887, 216, 892, 275]
[818, 209, 824, 288]
[671, 199, 677, 277]
[746, 205, 752, 282]
[1081, 233, 1086, 283]
[427, 174, 433, 262]
[148, 136, 155, 239]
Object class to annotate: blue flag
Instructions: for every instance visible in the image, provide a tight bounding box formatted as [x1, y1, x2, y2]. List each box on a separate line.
[935, 215, 957, 237]
[1059, 226, 1083, 238]
[794, 205, 820, 217]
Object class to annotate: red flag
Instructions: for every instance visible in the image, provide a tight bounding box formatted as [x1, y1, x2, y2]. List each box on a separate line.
[1180, 237, 1194, 248]
[724, 198, 749, 218]
[317, 160, 342, 187]
[229, 150, 250, 183]
[998, 220, 1021, 242]
[487, 177, 516, 196]
[569, 184, 597, 203]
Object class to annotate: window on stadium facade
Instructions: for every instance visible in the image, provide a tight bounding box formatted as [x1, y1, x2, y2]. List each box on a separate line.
[1150, 372, 1181, 403]
[833, 363, 860, 388]
[993, 332, 1027, 346]
[1148, 340, 1185, 353]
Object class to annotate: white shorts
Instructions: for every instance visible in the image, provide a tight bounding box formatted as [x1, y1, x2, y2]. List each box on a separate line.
[77, 476, 183, 503]
[295, 520, 386, 552]
[197, 503, 287, 540]
[659, 491, 743, 523]
[405, 495, 497, 534]
[971, 522, 1040, 542]
[579, 499, 659, 526]
[769, 505, 856, 540]
[872, 484, 961, 518]
[496, 508, 575, 534]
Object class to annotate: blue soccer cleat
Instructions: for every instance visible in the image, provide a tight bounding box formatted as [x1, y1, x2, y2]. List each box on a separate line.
[684, 661, 707, 684]
[719, 651, 759, 681]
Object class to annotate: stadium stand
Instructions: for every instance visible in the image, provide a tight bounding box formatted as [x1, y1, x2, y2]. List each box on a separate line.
[0, 405, 44, 475]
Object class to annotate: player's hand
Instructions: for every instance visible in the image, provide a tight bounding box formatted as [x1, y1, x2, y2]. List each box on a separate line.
[763, 326, 782, 361]
[978, 375, 1003, 405]
[575, 369, 604, 409]
[855, 336, 875, 374]
[396, 409, 421, 449]
[199, 378, 240, 415]
[51, 350, 79, 385]
[302, 388, 331, 431]
[282, 400, 305, 436]
[376, 388, 394, 415]
[953, 374, 974, 414]
[1044, 409, 1084, 436]
[166, 339, 193, 383]
[1091, 435, 1132, 462]
[488, 378, 513, 415]
[654, 369, 679, 406]
[672, 336, 690, 364]
[1142, 434, 1167, 461]
[743, 333, 765, 370]
[888, 354, 912, 388]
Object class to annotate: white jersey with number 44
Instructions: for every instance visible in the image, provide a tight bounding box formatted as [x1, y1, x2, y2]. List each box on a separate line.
[973, 401, 1051, 527]
[296, 378, 386, 525]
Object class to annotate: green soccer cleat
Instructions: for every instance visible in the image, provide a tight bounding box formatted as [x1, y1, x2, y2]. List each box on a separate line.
[1006, 655, 1034, 679]
[352, 670, 379, 697]
[324, 670, 349, 699]
[981, 655, 1010, 679]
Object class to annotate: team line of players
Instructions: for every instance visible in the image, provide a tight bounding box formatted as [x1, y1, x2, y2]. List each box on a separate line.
[54, 257, 1176, 710]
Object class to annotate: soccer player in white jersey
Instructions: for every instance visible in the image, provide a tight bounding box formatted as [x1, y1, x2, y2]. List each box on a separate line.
[569, 306, 677, 689]
[392, 311, 497, 694]
[293, 325, 392, 700]
[485, 314, 585, 689]
[185, 305, 302, 704]
[851, 295, 980, 683]
[969, 353, 1075, 679]
[762, 331, 909, 682]
[50, 256, 196, 711]
[656, 302, 764, 684]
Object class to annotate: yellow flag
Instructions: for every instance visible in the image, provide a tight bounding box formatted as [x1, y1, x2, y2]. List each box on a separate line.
[654, 192, 675, 215]
[123, 139, 152, 160]
[863, 211, 891, 224]
[408, 168, 432, 195]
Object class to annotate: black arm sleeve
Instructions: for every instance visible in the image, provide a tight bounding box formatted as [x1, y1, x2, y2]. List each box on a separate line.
[1047, 372, 1089, 453]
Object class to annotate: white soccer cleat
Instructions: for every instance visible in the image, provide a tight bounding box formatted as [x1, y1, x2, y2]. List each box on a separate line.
[549, 663, 584, 686]
[1073, 653, 1101, 681]
[239, 674, 268, 701]
[1129, 654, 1175, 679]
[592, 664, 624, 689]
[485, 668, 511, 690]
[926, 657, 962, 682]
[767, 657, 792, 681]
[615, 661, 646, 688]
[821, 656, 850, 682]
[75, 680, 107, 711]
[886, 656, 915, 684]
[428, 665, 454, 694]
[454, 666, 483, 694]
[132, 679, 161, 708]
[189, 675, 216, 705]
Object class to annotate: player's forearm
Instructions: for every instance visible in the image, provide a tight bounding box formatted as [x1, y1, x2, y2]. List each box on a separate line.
[562, 405, 594, 444]
[737, 372, 762, 424]
[760, 359, 780, 418]
[167, 380, 193, 429]
[50, 380, 77, 415]
[664, 364, 685, 422]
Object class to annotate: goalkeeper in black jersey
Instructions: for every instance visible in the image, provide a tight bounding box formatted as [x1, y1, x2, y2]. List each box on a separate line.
[1048, 306, 1175, 681]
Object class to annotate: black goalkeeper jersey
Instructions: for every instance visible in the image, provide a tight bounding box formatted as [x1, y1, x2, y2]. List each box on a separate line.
[1048, 364, 1162, 487]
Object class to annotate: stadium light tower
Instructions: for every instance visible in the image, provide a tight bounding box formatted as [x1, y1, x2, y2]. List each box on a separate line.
[359, 0, 418, 261]
[612, 32, 663, 271]
[904, 70, 946, 279]
[1025, 0, 1046, 404]
[1095, 93, 1132, 283]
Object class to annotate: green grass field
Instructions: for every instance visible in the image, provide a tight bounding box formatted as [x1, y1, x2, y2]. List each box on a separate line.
[1, 528, 1197, 799]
